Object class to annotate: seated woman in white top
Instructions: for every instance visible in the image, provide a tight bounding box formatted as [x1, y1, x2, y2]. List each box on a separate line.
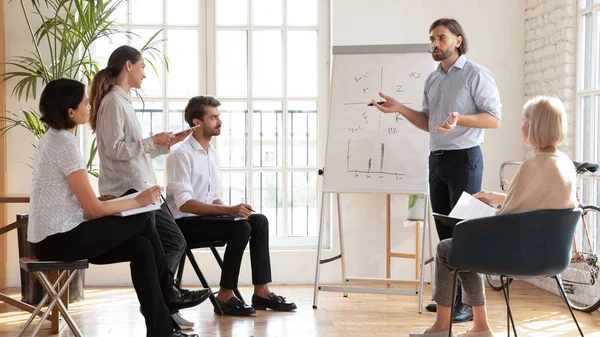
[410, 96, 578, 337]
[29, 79, 205, 337]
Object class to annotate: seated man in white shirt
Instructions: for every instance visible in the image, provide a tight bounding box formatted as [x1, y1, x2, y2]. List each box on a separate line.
[166, 96, 297, 316]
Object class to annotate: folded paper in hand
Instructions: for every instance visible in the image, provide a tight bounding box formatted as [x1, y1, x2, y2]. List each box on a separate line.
[449, 191, 497, 219]
[107, 191, 161, 217]
[433, 192, 497, 227]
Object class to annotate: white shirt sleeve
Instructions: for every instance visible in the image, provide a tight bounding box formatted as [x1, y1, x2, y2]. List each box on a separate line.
[166, 152, 195, 210]
[209, 153, 222, 203]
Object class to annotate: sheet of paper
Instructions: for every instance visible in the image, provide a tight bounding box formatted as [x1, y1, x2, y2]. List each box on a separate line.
[448, 191, 497, 220]
[106, 191, 161, 217]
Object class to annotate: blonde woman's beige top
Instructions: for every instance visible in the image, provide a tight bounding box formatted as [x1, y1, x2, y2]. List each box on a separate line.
[498, 151, 577, 215]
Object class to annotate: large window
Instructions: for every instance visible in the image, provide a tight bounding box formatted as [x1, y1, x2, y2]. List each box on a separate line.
[88, 0, 329, 248]
[576, 0, 600, 206]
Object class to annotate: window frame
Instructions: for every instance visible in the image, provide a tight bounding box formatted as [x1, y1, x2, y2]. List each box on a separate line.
[206, 0, 330, 248]
[576, 0, 600, 207]
[85, 0, 331, 249]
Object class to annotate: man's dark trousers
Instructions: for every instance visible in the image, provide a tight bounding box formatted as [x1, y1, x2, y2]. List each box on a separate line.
[429, 145, 483, 306]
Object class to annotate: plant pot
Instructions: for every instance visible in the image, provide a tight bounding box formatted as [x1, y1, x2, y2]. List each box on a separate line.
[407, 196, 426, 221]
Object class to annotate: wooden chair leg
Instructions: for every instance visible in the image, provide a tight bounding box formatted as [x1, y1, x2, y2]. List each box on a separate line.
[50, 270, 59, 333]
[20, 270, 81, 337]
[36, 270, 82, 337]
[62, 270, 69, 316]
[47, 270, 71, 334]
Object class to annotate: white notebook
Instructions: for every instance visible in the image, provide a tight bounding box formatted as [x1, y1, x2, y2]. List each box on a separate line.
[107, 192, 161, 217]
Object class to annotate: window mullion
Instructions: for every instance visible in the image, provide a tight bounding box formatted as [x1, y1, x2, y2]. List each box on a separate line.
[592, 93, 597, 205]
[280, 0, 289, 239]
[134, 0, 328, 246]
[593, 96, 598, 163]
[247, 0, 253, 206]
[594, 9, 599, 169]
[162, 4, 168, 141]
[200, 0, 207, 95]
[592, 9, 599, 92]
[207, 0, 216, 96]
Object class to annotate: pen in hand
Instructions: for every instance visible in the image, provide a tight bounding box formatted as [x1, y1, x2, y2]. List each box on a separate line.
[143, 181, 164, 204]
[143, 181, 162, 190]
[367, 101, 386, 106]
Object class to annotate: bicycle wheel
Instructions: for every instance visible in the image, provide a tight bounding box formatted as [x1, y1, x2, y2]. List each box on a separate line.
[561, 205, 600, 312]
[485, 274, 513, 291]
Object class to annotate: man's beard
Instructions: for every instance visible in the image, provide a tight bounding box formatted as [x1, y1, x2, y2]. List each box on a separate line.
[431, 47, 454, 61]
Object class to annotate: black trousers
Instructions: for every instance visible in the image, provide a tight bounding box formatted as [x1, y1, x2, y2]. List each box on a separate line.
[429, 146, 483, 304]
[176, 214, 272, 290]
[121, 189, 186, 274]
[35, 213, 176, 337]
[153, 202, 187, 274]
[429, 146, 484, 240]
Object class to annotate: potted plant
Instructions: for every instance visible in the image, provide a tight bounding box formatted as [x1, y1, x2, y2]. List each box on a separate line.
[0, 0, 168, 304]
[1, 0, 168, 170]
[407, 194, 426, 221]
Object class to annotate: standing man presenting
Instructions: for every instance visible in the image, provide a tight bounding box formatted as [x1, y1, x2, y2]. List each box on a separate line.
[372, 18, 501, 322]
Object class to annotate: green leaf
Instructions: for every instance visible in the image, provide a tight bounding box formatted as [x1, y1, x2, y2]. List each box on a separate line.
[86, 137, 97, 170]
[2, 0, 167, 178]
[408, 195, 419, 210]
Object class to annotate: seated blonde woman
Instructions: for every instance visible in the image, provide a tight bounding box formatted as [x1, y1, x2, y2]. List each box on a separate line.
[410, 96, 578, 337]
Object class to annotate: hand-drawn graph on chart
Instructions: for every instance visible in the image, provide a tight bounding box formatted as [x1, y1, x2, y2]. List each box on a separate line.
[333, 65, 424, 181]
[342, 67, 419, 133]
[323, 49, 432, 193]
[346, 139, 405, 181]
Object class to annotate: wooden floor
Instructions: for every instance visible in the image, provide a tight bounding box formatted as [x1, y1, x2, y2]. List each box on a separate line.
[1, 282, 599, 336]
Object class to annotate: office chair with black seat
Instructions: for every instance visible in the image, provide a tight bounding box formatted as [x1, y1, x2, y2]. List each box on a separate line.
[447, 208, 585, 337]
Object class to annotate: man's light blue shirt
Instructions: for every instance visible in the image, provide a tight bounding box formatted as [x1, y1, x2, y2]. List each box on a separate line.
[422, 55, 502, 151]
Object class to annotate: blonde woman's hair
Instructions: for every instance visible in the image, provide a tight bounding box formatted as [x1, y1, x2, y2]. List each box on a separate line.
[522, 96, 567, 148]
[89, 45, 142, 132]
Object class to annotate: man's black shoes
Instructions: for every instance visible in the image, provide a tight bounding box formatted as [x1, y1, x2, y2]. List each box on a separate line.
[215, 296, 256, 316]
[452, 302, 474, 323]
[168, 288, 211, 311]
[251, 292, 297, 311]
[423, 302, 473, 323]
[168, 329, 198, 337]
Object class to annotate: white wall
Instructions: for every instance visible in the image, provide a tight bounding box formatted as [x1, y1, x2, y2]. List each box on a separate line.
[3, 0, 526, 288]
[524, 0, 577, 158]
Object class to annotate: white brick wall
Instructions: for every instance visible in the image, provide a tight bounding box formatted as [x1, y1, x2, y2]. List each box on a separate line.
[523, 0, 578, 294]
[524, 0, 577, 159]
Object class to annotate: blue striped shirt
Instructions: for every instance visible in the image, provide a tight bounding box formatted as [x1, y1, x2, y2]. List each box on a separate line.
[423, 55, 502, 151]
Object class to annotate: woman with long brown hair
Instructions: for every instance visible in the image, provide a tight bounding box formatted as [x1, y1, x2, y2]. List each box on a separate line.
[89, 45, 201, 331]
